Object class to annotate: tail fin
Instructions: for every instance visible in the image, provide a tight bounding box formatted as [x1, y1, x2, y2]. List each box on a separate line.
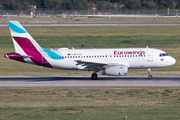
[6, 21, 52, 68]
[8, 21, 42, 54]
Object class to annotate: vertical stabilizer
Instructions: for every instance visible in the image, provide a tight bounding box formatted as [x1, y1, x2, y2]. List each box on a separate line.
[8, 21, 42, 54]
[7, 21, 52, 68]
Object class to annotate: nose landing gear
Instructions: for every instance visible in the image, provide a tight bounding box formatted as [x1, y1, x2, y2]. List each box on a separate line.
[148, 68, 152, 79]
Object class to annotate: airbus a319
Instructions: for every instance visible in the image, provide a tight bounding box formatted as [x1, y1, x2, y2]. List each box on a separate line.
[5, 21, 176, 79]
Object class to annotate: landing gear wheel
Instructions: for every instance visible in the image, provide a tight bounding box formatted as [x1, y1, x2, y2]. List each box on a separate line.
[91, 73, 97, 80]
[148, 75, 153, 79]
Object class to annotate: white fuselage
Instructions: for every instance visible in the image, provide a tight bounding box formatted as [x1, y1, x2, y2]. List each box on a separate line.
[41, 48, 176, 71]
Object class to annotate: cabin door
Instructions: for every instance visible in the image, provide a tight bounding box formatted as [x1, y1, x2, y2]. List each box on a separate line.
[147, 51, 153, 62]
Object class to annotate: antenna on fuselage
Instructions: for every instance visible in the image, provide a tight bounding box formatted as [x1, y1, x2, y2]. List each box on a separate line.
[146, 46, 149, 48]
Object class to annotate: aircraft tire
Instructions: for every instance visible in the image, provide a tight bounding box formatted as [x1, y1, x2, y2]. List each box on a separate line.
[91, 73, 97, 80]
[148, 75, 153, 79]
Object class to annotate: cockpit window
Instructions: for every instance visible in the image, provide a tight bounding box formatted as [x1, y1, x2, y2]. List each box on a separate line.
[159, 53, 168, 57]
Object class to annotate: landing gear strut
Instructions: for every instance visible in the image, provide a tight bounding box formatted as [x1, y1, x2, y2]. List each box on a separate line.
[148, 68, 152, 79]
[91, 72, 97, 80]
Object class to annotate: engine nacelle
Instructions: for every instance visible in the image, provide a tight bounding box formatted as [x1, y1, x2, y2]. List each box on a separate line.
[101, 65, 128, 76]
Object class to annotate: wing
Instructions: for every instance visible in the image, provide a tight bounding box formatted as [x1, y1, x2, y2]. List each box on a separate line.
[75, 60, 108, 70]
[75, 60, 129, 71]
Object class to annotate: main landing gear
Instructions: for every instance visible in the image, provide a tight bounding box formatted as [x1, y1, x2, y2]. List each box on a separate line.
[148, 68, 152, 79]
[91, 72, 98, 80]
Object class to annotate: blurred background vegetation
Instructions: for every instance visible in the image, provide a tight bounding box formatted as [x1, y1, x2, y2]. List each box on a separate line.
[0, 0, 179, 10]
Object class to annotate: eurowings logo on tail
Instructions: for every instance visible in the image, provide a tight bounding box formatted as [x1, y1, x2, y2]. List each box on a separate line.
[6, 21, 53, 68]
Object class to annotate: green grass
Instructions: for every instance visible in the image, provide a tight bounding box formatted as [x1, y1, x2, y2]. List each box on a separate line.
[1, 17, 180, 23]
[1, 26, 180, 48]
[0, 87, 180, 120]
[1, 106, 179, 120]
[0, 26, 180, 75]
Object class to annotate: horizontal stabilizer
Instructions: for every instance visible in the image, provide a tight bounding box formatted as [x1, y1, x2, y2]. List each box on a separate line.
[8, 54, 29, 58]
[4, 52, 28, 62]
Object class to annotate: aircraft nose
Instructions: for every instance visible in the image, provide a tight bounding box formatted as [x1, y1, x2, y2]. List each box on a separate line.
[171, 57, 176, 65]
[162, 56, 176, 67]
[167, 56, 176, 66]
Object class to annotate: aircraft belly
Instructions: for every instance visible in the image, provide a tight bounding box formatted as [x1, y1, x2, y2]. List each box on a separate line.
[48, 59, 75, 69]
[128, 60, 157, 69]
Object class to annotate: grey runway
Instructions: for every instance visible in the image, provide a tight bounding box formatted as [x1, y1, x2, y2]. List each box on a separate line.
[0, 75, 180, 87]
[1, 23, 180, 27]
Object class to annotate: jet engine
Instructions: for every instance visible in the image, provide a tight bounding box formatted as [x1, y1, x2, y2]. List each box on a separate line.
[101, 65, 128, 76]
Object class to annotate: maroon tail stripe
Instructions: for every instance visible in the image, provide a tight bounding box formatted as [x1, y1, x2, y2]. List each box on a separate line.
[13, 36, 52, 68]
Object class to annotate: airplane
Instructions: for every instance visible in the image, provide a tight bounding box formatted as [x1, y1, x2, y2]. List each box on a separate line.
[5, 21, 176, 80]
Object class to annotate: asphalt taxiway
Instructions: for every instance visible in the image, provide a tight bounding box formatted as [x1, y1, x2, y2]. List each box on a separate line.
[1, 23, 180, 27]
[0, 75, 180, 87]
